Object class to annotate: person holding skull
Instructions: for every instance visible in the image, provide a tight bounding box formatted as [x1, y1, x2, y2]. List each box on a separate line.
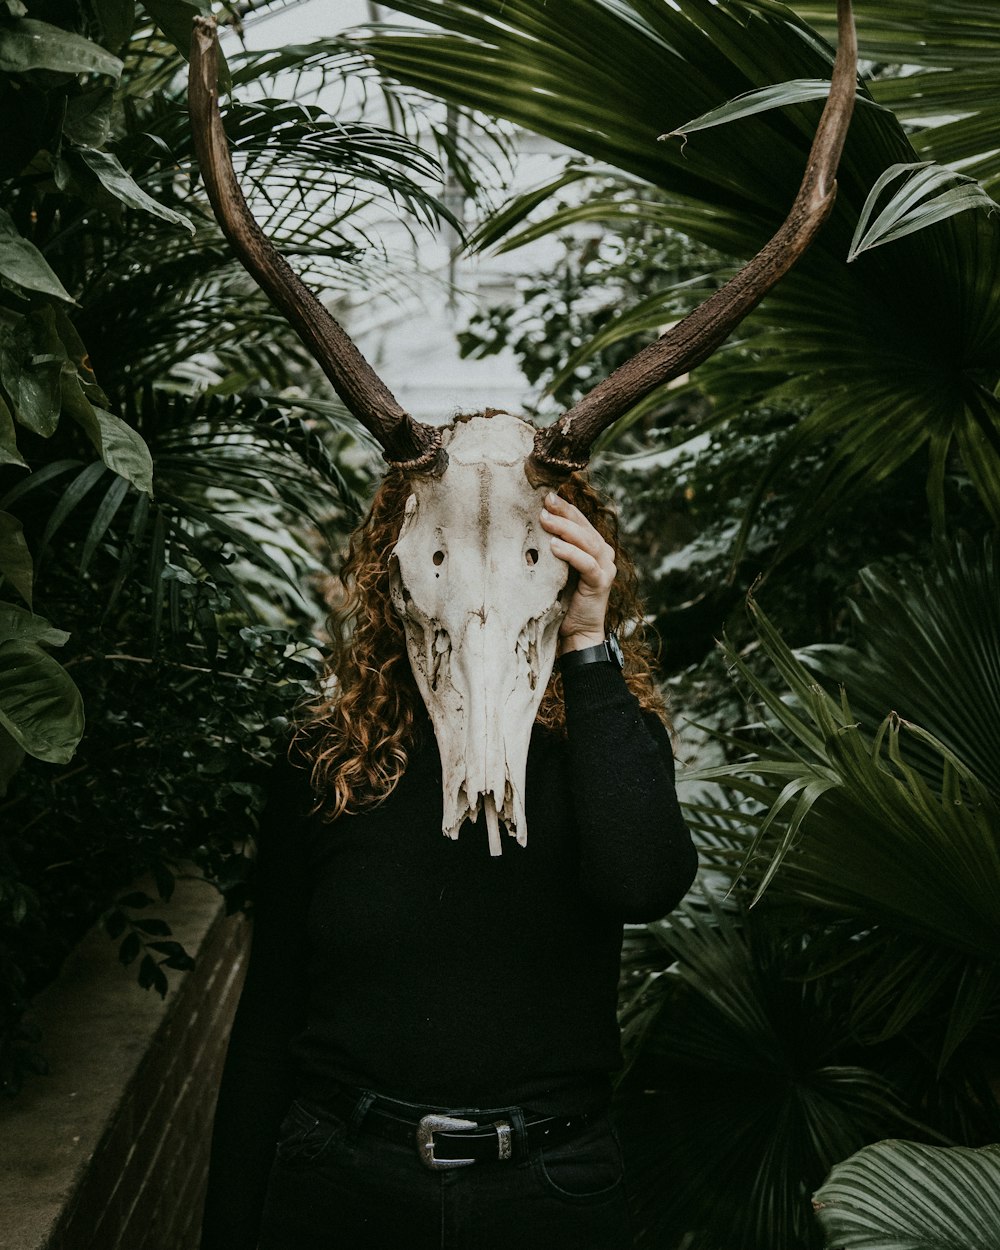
[201, 446, 696, 1249]
[192, 1, 857, 1245]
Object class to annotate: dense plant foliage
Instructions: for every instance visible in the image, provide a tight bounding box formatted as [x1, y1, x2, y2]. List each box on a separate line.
[0, 0, 467, 1093]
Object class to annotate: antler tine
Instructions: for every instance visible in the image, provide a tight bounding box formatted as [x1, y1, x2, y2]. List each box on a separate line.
[528, 0, 858, 482]
[188, 17, 445, 474]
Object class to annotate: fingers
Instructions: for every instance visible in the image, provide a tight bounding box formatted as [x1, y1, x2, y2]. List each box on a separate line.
[540, 492, 616, 589]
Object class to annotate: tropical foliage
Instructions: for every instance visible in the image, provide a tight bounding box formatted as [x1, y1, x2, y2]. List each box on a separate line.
[794, 1, 1000, 194]
[813, 1140, 1000, 1249]
[0, 0, 464, 1092]
[355, 0, 1000, 550]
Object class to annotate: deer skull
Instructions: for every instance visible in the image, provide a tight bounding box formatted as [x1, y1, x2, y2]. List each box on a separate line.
[389, 412, 569, 855]
[188, 3, 857, 851]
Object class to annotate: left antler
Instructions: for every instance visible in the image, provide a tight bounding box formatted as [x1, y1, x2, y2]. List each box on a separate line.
[188, 17, 445, 474]
[528, 0, 858, 482]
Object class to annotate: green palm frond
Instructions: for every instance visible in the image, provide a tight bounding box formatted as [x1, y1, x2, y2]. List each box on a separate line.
[692, 595, 1000, 951]
[2, 389, 374, 649]
[358, 0, 1000, 548]
[798, 537, 1000, 801]
[231, 38, 515, 210]
[217, 100, 457, 235]
[813, 1140, 1000, 1250]
[790, 1, 1000, 194]
[618, 890, 911, 1250]
[136, 388, 373, 575]
[847, 160, 997, 259]
[681, 567, 1000, 1070]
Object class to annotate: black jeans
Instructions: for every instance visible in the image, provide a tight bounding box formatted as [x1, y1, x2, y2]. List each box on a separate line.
[258, 1091, 634, 1249]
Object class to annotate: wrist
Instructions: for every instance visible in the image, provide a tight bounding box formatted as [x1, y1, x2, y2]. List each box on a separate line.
[560, 631, 607, 654]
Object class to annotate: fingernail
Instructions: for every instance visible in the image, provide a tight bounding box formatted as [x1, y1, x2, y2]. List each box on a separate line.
[546, 491, 558, 505]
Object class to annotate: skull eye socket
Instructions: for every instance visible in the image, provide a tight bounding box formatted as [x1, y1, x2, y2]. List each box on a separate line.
[432, 550, 445, 566]
[525, 548, 539, 566]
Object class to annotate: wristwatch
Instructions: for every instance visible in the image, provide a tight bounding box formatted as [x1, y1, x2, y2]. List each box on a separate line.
[559, 632, 624, 672]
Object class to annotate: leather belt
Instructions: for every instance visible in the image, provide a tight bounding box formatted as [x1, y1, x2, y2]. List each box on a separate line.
[324, 1086, 601, 1171]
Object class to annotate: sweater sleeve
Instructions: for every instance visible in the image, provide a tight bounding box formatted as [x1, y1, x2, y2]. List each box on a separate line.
[561, 662, 698, 922]
[200, 757, 312, 1250]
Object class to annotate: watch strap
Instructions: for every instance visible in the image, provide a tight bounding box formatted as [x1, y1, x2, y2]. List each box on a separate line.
[559, 633, 624, 672]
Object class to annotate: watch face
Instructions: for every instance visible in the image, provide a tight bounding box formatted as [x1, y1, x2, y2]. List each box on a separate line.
[608, 632, 624, 668]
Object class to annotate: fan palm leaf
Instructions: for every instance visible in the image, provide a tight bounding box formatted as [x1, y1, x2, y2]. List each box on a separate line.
[355, 0, 1000, 547]
[791, 1, 1000, 194]
[813, 1140, 1000, 1250]
[682, 569, 1000, 1069]
[798, 537, 1000, 801]
[618, 890, 914, 1250]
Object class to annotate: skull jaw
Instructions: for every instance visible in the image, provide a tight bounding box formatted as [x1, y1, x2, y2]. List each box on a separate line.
[405, 603, 565, 854]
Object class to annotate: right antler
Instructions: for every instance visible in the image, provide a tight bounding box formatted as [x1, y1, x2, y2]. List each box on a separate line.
[528, 0, 858, 481]
[188, 17, 445, 474]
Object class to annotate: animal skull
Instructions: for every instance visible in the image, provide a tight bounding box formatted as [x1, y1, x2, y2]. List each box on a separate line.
[389, 412, 569, 855]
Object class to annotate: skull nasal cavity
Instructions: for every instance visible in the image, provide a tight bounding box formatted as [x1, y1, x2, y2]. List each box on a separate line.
[525, 548, 538, 566]
[432, 550, 445, 566]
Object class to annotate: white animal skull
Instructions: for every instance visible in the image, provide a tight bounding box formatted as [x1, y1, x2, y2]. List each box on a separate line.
[389, 412, 569, 855]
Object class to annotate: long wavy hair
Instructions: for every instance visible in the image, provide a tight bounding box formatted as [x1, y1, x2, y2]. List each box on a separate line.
[296, 458, 668, 821]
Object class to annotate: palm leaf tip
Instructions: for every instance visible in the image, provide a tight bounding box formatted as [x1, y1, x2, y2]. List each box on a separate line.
[813, 1139, 1000, 1249]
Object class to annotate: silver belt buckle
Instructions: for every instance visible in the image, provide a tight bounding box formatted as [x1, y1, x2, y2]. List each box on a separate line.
[415, 1114, 515, 1170]
[416, 1113, 478, 1170]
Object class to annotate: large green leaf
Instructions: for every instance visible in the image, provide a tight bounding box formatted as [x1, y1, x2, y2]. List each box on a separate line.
[0, 510, 32, 606]
[63, 85, 115, 147]
[0, 724, 24, 798]
[0, 638, 83, 764]
[813, 1140, 1000, 1249]
[0, 603, 68, 647]
[93, 0, 135, 53]
[0, 16, 122, 77]
[141, 0, 208, 62]
[76, 148, 194, 233]
[68, 401, 154, 496]
[0, 208, 74, 302]
[1, 310, 67, 437]
[0, 394, 26, 468]
[0, 302, 152, 490]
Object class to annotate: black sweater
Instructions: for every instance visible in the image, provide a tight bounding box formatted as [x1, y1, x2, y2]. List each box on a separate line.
[201, 663, 697, 1248]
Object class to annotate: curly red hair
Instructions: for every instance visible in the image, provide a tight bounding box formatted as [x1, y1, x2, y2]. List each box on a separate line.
[296, 458, 668, 820]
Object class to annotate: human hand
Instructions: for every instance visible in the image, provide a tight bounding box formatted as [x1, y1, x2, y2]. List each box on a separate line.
[539, 491, 616, 652]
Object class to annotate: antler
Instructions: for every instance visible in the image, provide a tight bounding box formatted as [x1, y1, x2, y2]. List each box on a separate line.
[188, 17, 445, 473]
[528, 0, 858, 481]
